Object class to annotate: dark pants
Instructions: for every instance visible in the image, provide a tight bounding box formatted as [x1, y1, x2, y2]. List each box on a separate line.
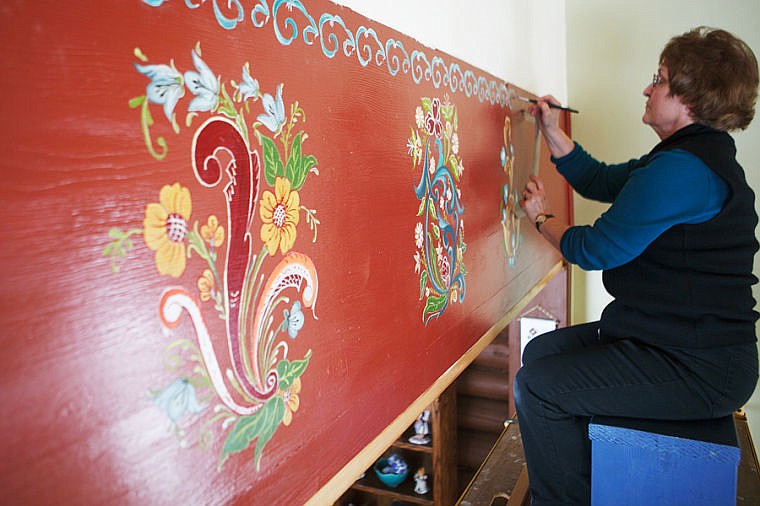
[513, 321, 758, 506]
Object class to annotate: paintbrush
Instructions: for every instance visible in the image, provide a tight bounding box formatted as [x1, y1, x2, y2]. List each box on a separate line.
[517, 95, 579, 114]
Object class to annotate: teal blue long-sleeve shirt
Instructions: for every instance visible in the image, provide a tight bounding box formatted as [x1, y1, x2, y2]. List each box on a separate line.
[555, 143, 729, 271]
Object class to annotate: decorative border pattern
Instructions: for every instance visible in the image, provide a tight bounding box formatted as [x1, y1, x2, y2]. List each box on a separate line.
[143, 0, 511, 106]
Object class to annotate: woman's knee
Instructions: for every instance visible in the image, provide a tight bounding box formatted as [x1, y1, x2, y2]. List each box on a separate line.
[514, 364, 541, 411]
[521, 322, 601, 366]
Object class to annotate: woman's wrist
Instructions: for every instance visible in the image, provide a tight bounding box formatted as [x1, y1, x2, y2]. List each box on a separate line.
[542, 128, 574, 158]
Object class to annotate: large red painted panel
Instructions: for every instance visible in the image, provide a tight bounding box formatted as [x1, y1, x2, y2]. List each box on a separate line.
[0, 2, 568, 504]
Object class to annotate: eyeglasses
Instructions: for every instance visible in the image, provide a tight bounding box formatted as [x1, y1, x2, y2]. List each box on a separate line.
[651, 73, 667, 87]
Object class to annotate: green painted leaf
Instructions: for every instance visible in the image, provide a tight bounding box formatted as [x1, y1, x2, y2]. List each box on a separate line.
[254, 397, 285, 470]
[449, 156, 460, 180]
[222, 405, 268, 456]
[277, 350, 312, 390]
[297, 154, 317, 190]
[260, 135, 284, 186]
[441, 104, 454, 122]
[129, 96, 146, 108]
[421, 97, 432, 113]
[427, 198, 438, 220]
[424, 294, 447, 315]
[417, 199, 426, 217]
[419, 270, 428, 299]
[221, 396, 285, 471]
[431, 223, 440, 240]
[285, 131, 303, 187]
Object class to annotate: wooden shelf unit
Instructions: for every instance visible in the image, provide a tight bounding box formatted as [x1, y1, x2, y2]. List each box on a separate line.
[336, 385, 457, 506]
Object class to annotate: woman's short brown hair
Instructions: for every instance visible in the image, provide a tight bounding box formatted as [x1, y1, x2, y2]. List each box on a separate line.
[661, 27, 759, 131]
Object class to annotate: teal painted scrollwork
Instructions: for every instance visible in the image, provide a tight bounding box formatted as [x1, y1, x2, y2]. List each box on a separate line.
[272, 0, 317, 46]
[318, 14, 352, 58]
[251, 0, 270, 27]
[385, 39, 410, 76]
[355, 26, 385, 67]
[212, 0, 244, 30]
[142, 0, 511, 107]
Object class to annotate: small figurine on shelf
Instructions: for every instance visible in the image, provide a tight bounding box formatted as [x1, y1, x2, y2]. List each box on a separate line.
[383, 453, 408, 475]
[408, 408, 431, 445]
[413, 467, 430, 495]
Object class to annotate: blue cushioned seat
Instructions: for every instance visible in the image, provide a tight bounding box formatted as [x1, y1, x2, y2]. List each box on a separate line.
[588, 415, 740, 506]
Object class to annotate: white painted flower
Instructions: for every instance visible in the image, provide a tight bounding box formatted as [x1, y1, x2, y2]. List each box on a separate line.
[415, 106, 425, 129]
[415, 222, 424, 249]
[452, 132, 459, 154]
[135, 61, 184, 123]
[406, 138, 416, 157]
[258, 83, 286, 133]
[184, 49, 219, 112]
[152, 378, 206, 423]
[238, 63, 260, 101]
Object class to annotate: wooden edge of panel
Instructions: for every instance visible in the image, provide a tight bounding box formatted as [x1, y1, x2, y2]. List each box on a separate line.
[456, 418, 518, 504]
[307, 260, 565, 506]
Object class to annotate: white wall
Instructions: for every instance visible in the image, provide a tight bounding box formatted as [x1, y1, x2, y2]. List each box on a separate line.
[331, 0, 567, 102]
[565, 0, 760, 439]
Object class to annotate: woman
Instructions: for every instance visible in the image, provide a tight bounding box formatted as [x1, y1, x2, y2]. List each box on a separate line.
[515, 27, 760, 505]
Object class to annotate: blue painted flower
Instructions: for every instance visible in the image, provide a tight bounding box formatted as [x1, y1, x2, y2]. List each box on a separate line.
[282, 301, 305, 339]
[134, 62, 184, 123]
[500, 146, 507, 167]
[239, 63, 260, 101]
[184, 49, 219, 112]
[142, 0, 169, 5]
[258, 83, 286, 133]
[152, 378, 206, 423]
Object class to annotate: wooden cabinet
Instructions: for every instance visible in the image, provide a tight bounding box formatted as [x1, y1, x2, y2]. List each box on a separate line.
[336, 386, 457, 506]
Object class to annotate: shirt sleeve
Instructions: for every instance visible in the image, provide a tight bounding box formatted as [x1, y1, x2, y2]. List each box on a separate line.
[552, 143, 644, 203]
[559, 148, 729, 271]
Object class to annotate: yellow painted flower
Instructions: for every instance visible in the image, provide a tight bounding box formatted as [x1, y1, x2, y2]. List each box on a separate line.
[200, 215, 225, 248]
[259, 176, 300, 256]
[143, 183, 192, 278]
[197, 269, 214, 302]
[282, 378, 301, 426]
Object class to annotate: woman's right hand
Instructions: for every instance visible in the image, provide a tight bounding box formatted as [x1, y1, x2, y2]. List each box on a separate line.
[528, 95, 574, 158]
[529, 95, 562, 135]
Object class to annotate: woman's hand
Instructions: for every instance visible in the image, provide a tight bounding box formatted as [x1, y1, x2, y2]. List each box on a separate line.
[520, 175, 569, 252]
[520, 175, 551, 223]
[527, 95, 574, 158]
[529, 95, 562, 136]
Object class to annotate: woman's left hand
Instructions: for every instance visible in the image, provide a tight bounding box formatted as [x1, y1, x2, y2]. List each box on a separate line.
[521, 175, 552, 222]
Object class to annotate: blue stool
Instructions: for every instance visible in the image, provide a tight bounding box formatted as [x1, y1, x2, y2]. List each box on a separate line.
[588, 415, 740, 506]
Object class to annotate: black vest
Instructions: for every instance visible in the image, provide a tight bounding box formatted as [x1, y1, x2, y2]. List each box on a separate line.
[600, 124, 759, 348]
